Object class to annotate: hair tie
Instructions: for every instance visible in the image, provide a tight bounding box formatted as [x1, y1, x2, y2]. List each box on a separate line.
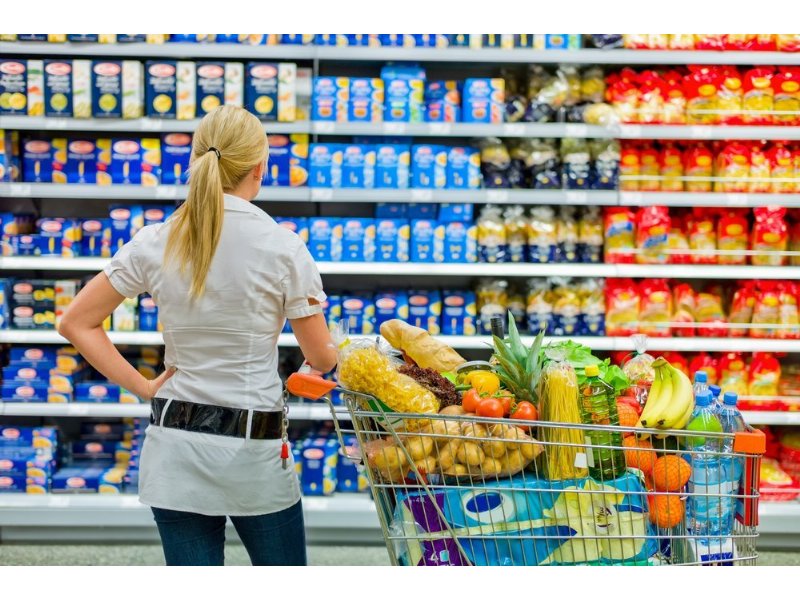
[208, 147, 221, 160]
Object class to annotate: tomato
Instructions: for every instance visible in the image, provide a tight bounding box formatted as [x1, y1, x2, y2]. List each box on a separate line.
[476, 398, 504, 419]
[511, 401, 538, 426]
[494, 391, 513, 416]
[461, 388, 481, 413]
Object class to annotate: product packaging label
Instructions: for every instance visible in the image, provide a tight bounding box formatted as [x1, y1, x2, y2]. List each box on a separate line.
[411, 219, 440, 262]
[161, 132, 191, 184]
[375, 219, 409, 262]
[311, 76, 349, 122]
[308, 218, 342, 261]
[446, 147, 481, 189]
[341, 296, 375, 335]
[264, 134, 309, 187]
[462, 78, 505, 123]
[436, 222, 478, 263]
[348, 78, 384, 122]
[340, 218, 375, 262]
[309, 143, 343, 188]
[407, 289, 442, 334]
[195, 62, 225, 116]
[341, 144, 376, 188]
[0, 59, 28, 114]
[246, 62, 279, 120]
[91, 60, 123, 118]
[374, 291, 409, 329]
[411, 145, 447, 189]
[137, 294, 159, 331]
[43, 59, 73, 117]
[441, 290, 478, 335]
[375, 144, 410, 189]
[74, 382, 121, 403]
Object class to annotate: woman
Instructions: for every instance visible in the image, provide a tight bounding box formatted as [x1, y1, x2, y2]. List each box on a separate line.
[59, 105, 337, 566]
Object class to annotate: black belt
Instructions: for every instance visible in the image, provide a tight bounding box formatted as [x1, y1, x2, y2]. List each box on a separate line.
[150, 398, 284, 440]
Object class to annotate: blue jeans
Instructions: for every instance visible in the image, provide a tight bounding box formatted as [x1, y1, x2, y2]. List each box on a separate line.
[151, 500, 307, 566]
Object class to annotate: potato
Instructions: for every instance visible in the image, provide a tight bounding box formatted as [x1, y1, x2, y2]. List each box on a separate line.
[435, 441, 461, 471]
[402, 435, 435, 461]
[481, 457, 505, 477]
[456, 442, 486, 466]
[371, 443, 407, 474]
[442, 463, 469, 477]
[439, 405, 465, 416]
[461, 422, 489, 440]
[413, 456, 438, 475]
[519, 436, 544, 461]
[502, 449, 529, 475]
[482, 437, 511, 459]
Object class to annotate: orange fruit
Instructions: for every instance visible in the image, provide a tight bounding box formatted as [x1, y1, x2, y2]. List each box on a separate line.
[616, 403, 640, 435]
[651, 456, 692, 492]
[647, 494, 685, 529]
[623, 438, 656, 476]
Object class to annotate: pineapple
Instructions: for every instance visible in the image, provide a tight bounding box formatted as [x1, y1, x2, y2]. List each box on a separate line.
[491, 312, 545, 406]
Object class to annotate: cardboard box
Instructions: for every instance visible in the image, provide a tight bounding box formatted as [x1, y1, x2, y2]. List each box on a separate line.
[348, 78, 383, 122]
[277, 62, 297, 122]
[145, 60, 177, 118]
[311, 77, 348, 122]
[1, 382, 49, 402]
[74, 382, 121, 403]
[246, 62, 279, 121]
[435, 222, 478, 263]
[441, 290, 478, 336]
[411, 145, 447, 189]
[407, 290, 442, 334]
[264, 134, 308, 187]
[374, 290, 409, 329]
[122, 60, 143, 119]
[55, 279, 79, 327]
[307, 218, 342, 262]
[26, 59, 44, 116]
[0, 129, 21, 182]
[463, 78, 505, 123]
[446, 147, 481, 189]
[224, 62, 244, 107]
[80, 219, 110, 257]
[161, 132, 191, 184]
[375, 144, 410, 189]
[309, 143, 343, 188]
[91, 60, 123, 118]
[43, 59, 73, 117]
[341, 295, 375, 335]
[374, 219, 409, 262]
[195, 62, 225, 116]
[341, 144, 375, 188]
[340, 218, 375, 262]
[109, 138, 160, 185]
[108, 204, 144, 251]
[22, 138, 59, 183]
[425, 80, 460, 123]
[70, 59, 92, 118]
[0, 59, 28, 114]
[410, 219, 439, 263]
[295, 67, 312, 121]
[137, 294, 159, 331]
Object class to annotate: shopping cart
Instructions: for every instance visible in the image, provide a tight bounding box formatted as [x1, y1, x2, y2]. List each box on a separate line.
[287, 373, 766, 566]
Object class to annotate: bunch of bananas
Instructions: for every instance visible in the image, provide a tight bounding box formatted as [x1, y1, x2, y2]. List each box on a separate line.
[638, 358, 695, 430]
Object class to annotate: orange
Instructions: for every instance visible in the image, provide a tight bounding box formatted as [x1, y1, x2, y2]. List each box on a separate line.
[616, 403, 640, 435]
[647, 494, 685, 529]
[651, 456, 692, 492]
[623, 438, 656, 476]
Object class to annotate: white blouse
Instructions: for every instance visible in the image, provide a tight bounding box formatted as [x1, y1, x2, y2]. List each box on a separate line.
[104, 193, 326, 516]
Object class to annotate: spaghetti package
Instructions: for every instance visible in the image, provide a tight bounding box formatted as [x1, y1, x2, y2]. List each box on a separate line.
[638, 143, 661, 192]
[695, 288, 727, 338]
[714, 142, 750, 193]
[790, 217, 800, 267]
[668, 212, 692, 265]
[662, 70, 687, 124]
[694, 35, 726, 51]
[777, 35, 800, 52]
[719, 352, 750, 396]
[684, 66, 722, 125]
[688, 208, 718, 264]
[749, 143, 772, 193]
[717, 209, 749, 265]
[607, 68, 640, 124]
[659, 142, 684, 192]
[718, 66, 744, 124]
[672, 283, 696, 337]
[637, 70, 665, 124]
[603, 207, 636, 263]
[690, 352, 719, 384]
[526, 278, 553, 334]
[577, 206, 603, 264]
[751, 281, 781, 339]
[749, 353, 781, 397]
[778, 282, 800, 340]
[751, 206, 788, 266]
[767, 143, 795, 194]
[772, 67, 800, 127]
[619, 142, 641, 191]
[729, 282, 757, 338]
[605, 278, 640, 336]
[742, 68, 775, 125]
[635, 205, 670, 264]
[638, 278, 672, 337]
[683, 143, 714, 192]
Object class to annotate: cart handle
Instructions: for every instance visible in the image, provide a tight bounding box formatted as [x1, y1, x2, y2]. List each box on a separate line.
[287, 373, 337, 401]
[734, 428, 766, 455]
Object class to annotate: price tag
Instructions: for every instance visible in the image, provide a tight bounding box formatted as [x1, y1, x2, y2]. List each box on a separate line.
[310, 188, 333, 201]
[565, 191, 588, 204]
[140, 118, 163, 132]
[155, 186, 178, 199]
[486, 190, 509, 203]
[502, 123, 525, 137]
[575, 451, 589, 469]
[565, 124, 588, 138]
[9, 183, 32, 196]
[410, 189, 433, 202]
[689, 126, 713, 139]
[384, 123, 407, 135]
[428, 123, 452, 136]
[313, 122, 334, 134]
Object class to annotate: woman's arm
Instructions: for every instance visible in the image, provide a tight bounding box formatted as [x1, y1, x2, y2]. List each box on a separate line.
[58, 273, 175, 399]
[290, 305, 337, 373]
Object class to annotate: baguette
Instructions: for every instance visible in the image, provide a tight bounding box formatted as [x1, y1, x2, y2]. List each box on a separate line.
[379, 319, 466, 372]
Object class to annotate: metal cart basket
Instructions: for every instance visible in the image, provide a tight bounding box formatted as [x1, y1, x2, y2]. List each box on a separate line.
[288, 373, 766, 566]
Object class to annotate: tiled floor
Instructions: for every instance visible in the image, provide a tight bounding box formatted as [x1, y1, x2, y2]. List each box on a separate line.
[0, 544, 797, 566]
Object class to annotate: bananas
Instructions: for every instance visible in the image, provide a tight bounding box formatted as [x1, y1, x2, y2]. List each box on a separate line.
[638, 357, 695, 431]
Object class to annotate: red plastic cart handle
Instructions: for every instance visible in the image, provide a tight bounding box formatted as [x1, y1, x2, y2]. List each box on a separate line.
[287, 373, 337, 401]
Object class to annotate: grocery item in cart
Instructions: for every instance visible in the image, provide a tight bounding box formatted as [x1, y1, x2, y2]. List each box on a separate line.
[379, 319, 466, 372]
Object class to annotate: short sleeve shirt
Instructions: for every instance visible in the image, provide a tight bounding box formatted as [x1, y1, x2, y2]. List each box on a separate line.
[104, 194, 325, 516]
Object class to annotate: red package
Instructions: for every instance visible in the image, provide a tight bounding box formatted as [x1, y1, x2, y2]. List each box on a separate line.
[608, 70, 640, 124]
[639, 143, 661, 192]
[754, 35, 777, 52]
[778, 282, 800, 340]
[729, 281, 757, 338]
[695, 288, 727, 337]
[672, 283, 696, 336]
[688, 207, 718, 264]
[637, 70, 665, 124]
[660, 351, 689, 376]
[623, 35, 650, 50]
[749, 352, 782, 396]
[659, 142, 684, 192]
[790, 216, 800, 267]
[751, 280, 781, 338]
[683, 142, 714, 192]
[619, 141, 641, 192]
[749, 143, 772, 193]
[668, 35, 695, 50]
[685, 65, 723, 124]
[717, 209, 749, 265]
[603, 207, 636, 264]
[694, 35, 725, 51]
[638, 278, 672, 337]
[777, 35, 800, 52]
[752, 206, 788, 265]
[635, 205, 671, 264]
[772, 67, 800, 126]
[668, 211, 692, 265]
[767, 142, 795, 194]
[605, 278, 640, 336]
[714, 141, 751, 193]
[742, 67, 775, 125]
[719, 352, 749, 396]
[718, 66, 744, 124]
[662, 70, 688, 124]
[689, 352, 720, 384]
[724, 35, 758, 51]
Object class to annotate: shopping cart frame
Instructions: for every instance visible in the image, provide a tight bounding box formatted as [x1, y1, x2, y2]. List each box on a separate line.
[288, 373, 766, 567]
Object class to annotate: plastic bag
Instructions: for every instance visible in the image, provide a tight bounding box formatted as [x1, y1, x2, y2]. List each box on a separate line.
[556, 206, 579, 263]
[605, 278, 640, 336]
[528, 207, 557, 264]
[577, 206, 604, 264]
[638, 279, 672, 337]
[526, 279, 553, 335]
[749, 353, 781, 397]
[672, 283, 696, 337]
[623, 334, 655, 409]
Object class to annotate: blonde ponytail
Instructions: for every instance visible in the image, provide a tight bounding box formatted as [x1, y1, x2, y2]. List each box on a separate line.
[165, 105, 268, 298]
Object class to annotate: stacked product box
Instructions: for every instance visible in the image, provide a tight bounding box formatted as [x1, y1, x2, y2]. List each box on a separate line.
[0, 425, 58, 493]
[296, 429, 368, 496]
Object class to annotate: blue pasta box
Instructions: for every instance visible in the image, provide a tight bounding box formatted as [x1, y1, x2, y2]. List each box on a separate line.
[0, 427, 57, 458]
[348, 78, 383, 123]
[313, 34, 344, 46]
[341, 295, 375, 335]
[425, 80, 461, 123]
[143, 206, 168, 226]
[311, 77, 348, 122]
[340, 218, 375, 262]
[374, 144, 410, 189]
[383, 78, 425, 123]
[117, 35, 147, 43]
[195, 62, 226, 116]
[274, 217, 309, 244]
[108, 205, 144, 251]
[0, 129, 21, 182]
[10, 346, 56, 364]
[51, 467, 103, 493]
[144, 60, 179, 119]
[0, 278, 9, 328]
[463, 78, 505, 123]
[411, 145, 446, 189]
[323, 294, 342, 330]
[74, 382, 121, 403]
[245, 62, 279, 120]
[1, 382, 48, 402]
[446, 34, 473, 47]
[265, 134, 309, 187]
[301, 437, 338, 496]
[71, 440, 116, 461]
[309, 143, 343, 188]
[441, 290, 478, 336]
[161, 132, 191, 184]
[408, 203, 439, 220]
[407, 290, 442, 334]
[411, 34, 448, 48]
[35, 218, 66, 257]
[0, 474, 27, 492]
[410, 219, 440, 263]
[109, 138, 161, 185]
[22, 138, 60, 183]
[62, 139, 101, 184]
[67, 35, 99, 43]
[43, 59, 73, 117]
[336, 436, 368, 493]
[345, 34, 378, 47]
[279, 35, 313, 45]
[138, 294, 159, 331]
[378, 34, 412, 47]
[446, 147, 481, 189]
[10, 279, 54, 306]
[10, 303, 55, 330]
[375, 219, 409, 262]
[514, 34, 535, 48]
[80, 219, 110, 257]
[0, 59, 28, 114]
[341, 144, 375, 188]
[0, 449, 51, 478]
[10, 234, 39, 256]
[535, 34, 582, 49]
[308, 218, 342, 261]
[375, 202, 407, 219]
[374, 290, 409, 329]
[91, 60, 123, 118]
[438, 203, 474, 223]
[3, 364, 50, 383]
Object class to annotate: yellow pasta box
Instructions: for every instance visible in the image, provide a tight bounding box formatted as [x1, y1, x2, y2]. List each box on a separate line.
[196, 62, 225, 116]
[176, 61, 196, 120]
[95, 138, 112, 185]
[122, 60, 143, 119]
[146, 34, 167, 44]
[72, 59, 92, 118]
[278, 62, 297, 122]
[0, 59, 29, 114]
[27, 60, 44, 116]
[224, 62, 244, 107]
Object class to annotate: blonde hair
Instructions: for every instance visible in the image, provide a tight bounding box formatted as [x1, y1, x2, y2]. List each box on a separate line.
[165, 105, 268, 298]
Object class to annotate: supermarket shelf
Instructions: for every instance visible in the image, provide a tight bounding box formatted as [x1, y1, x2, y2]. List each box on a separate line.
[742, 411, 800, 426]
[0, 115, 310, 134]
[2, 330, 800, 352]
[3, 43, 800, 66]
[4, 256, 800, 281]
[619, 191, 800, 208]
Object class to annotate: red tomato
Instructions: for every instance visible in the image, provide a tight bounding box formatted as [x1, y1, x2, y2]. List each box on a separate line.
[511, 401, 538, 425]
[498, 395, 512, 416]
[476, 398, 504, 419]
[461, 388, 481, 413]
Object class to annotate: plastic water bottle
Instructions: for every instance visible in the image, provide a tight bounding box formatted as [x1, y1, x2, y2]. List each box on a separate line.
[693, 371, 709, 399]
[686, 391, 728, 537]
[718, 391, 747, 511]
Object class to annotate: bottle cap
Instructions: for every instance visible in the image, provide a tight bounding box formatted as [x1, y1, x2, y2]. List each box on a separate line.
[709, 385, 721, 398]
[695, 371, 708, 384]
[695, 390, 712, 406]
[585, 364, 600, 377]
[723, 392, 738, 406]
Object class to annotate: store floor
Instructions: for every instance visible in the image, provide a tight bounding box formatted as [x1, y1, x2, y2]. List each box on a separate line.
[0, 545, 799, 566]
